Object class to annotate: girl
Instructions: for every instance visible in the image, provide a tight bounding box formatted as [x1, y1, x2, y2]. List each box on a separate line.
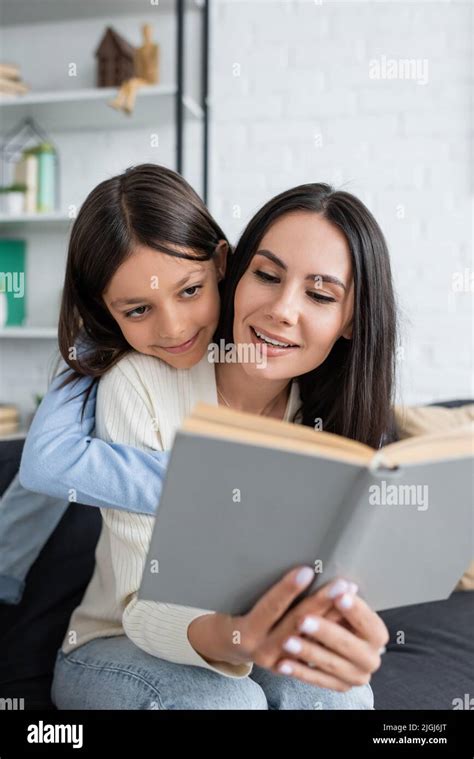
[22, 167, 393, 708]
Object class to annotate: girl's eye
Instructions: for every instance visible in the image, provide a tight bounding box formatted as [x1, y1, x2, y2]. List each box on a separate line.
[125, 305, 149, 319]
[181, 284, 203, 298]
[253, 269, 280, 283]
[307, 291, 336, 304]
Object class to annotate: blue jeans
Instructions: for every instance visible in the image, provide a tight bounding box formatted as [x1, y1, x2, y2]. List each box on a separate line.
[51, 636, 374, 710]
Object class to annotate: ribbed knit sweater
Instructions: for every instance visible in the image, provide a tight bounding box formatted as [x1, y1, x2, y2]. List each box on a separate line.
[61, 351, 301, 678]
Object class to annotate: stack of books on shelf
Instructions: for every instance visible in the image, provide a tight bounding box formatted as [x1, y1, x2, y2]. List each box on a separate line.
[13, 144, 56, 214]
[0, 404, 20, 436]
[0, 63, 29, 96]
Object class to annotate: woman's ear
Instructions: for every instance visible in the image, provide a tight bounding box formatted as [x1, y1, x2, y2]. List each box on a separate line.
[214, 239, 229, 282]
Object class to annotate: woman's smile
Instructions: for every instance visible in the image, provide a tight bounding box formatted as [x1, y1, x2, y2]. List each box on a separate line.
[249, 325, 301, 356]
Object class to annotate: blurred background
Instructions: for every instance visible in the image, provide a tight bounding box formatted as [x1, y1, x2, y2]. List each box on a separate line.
[0, 0, 472, 436]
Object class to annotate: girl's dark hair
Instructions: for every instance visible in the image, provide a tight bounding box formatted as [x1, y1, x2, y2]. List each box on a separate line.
[57, 163, 228, 391]
[216, 183, 397, 448]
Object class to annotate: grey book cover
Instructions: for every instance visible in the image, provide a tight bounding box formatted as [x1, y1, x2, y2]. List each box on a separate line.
[138, 430, 473, 614]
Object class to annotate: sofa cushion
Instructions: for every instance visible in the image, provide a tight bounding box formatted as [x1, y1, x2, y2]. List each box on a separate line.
[393, 402, 474, 591]
[372, 591, 474, 709]
[394, 403, 474, 439]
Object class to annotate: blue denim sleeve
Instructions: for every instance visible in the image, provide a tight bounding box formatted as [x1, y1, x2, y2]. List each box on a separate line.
[19, 371, 169, 516]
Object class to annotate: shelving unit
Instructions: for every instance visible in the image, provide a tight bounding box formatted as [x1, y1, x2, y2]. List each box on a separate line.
[0, 0, 210, 195]
[0, 0, 211, 425]
[0, 84, 204, 133]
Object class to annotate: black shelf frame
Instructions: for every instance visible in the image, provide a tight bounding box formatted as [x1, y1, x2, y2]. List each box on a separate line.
[176, 0, 210, 204]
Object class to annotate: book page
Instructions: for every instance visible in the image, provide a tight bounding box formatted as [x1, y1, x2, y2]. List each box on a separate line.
[378, 424, 474, 468]
[188, 402, 374, 460]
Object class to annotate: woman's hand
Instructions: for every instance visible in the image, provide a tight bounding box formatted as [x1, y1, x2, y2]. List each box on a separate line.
[187, 567, 388, 691]
[256, 580, 390, 692]
[188, 565, 321, 667]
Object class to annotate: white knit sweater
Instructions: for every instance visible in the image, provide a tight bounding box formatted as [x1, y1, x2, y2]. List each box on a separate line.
[61, 351, 301, 678]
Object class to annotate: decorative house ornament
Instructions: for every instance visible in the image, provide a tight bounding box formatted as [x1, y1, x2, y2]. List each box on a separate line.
[95, 27, 136, 88]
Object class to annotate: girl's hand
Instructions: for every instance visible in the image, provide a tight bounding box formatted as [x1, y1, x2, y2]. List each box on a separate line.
[257, 582, 389, 692]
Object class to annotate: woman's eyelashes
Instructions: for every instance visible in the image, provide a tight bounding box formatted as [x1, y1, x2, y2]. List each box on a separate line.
[252, 269, 336, 304]
[307, 291, 336, 304]
[253, 269, 279, 284]
[123, 283, 204, 318]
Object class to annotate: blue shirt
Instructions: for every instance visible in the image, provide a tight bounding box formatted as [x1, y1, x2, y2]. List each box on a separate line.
[19, 371, 169, 515]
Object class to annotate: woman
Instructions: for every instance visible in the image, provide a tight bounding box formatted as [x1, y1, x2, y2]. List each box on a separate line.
[41, 178, 394, 709]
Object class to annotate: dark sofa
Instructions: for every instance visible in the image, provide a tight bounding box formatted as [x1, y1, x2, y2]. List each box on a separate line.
[0, 406, 473, 710]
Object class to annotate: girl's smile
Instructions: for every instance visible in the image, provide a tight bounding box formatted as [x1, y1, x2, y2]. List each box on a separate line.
[156, 328, 203, 354]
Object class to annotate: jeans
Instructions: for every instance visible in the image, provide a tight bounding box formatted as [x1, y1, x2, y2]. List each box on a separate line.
[52, 636, 374, 710]
[0, 473, 67, 604]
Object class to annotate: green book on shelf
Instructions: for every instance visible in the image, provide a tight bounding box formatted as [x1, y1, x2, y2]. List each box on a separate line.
[0, 239, 26, 327]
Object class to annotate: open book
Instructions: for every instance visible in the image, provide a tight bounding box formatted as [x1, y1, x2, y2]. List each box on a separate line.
[139, 403, 473, 613]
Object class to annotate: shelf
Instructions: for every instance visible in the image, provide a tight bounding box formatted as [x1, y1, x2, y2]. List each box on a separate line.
[0, 0, 204, 26]
[0, 212, 72, 228]
[0, 327, 57, 339]
[0, 85, 204, 133]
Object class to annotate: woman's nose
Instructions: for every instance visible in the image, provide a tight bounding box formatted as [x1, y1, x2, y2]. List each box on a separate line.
[266, 294, 299, 326]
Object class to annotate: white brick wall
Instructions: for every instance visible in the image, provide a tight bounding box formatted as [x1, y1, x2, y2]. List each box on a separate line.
[210, 0, 473, 405]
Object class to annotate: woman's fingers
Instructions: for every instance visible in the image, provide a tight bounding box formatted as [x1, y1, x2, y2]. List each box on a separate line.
[246, 566, 315, 635]
[275, 658, 353, 692]
[279, 635, 371, 687]
[333, 592, 390, 649]
[291, 577, 357, 622]
[325, 608, 344, 623]
[252, 577, 357, 667]
[295, 613, 381, 674]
